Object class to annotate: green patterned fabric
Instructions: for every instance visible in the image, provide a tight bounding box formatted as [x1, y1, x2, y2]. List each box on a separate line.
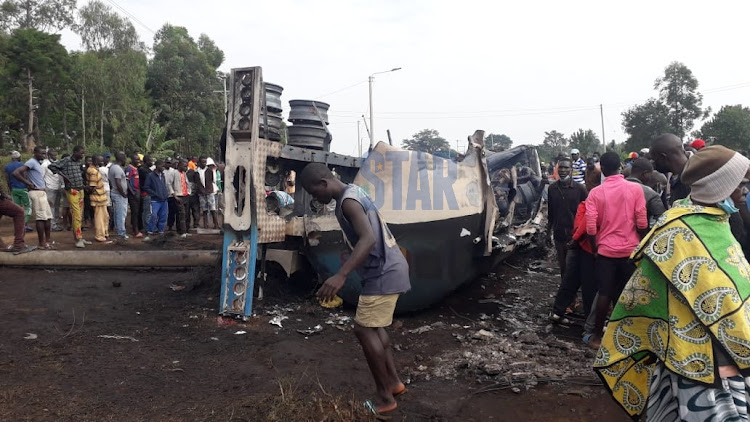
[593, 198, 750, 418]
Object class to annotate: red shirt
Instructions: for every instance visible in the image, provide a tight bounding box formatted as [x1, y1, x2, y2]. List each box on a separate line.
[571, 202, 593, 254]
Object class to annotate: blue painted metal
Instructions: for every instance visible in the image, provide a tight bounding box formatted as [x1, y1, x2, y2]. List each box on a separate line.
[219, 226, 259, 319]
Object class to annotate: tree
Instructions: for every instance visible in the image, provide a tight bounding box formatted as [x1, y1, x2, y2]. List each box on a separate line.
[0, 0, 77, 32]
[698, 105, 750, 152]
[401, 129, 450, 154]
[655, 61, 709, 138]
[569, 129, 600, 155]
[0, 28, 70, 149]
[537, 130, 568, 162]
[484, 133, 512, 151]
[622, 99, 673, 151]
[75, 0, 144, 52]
[147, 24, 225, 156]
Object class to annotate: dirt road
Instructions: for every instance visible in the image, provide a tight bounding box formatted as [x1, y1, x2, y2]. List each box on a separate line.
[0, 218, 630, 421]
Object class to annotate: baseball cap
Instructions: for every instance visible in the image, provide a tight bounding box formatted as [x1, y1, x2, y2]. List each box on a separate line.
[570, 149, 580, 155]
[10, 150, 20, 159]
[691, 139, 706, 150]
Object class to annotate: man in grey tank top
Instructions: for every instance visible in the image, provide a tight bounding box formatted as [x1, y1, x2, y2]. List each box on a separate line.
[300, 163, 411, 416]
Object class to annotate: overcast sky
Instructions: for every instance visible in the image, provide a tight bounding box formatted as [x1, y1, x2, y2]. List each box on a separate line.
[60, 0, 750, 157]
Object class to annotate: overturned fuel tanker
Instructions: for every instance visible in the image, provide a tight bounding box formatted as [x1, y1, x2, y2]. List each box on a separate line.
[218, 66, 545, 318]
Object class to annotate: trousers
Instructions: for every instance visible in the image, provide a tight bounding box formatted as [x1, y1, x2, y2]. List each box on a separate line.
[111, 193, 128, 237]
[65, 189, 85, 240]
[148, 199, 167, 234]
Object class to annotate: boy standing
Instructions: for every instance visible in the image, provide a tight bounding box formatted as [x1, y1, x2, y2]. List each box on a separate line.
[299, 163, 410, 415]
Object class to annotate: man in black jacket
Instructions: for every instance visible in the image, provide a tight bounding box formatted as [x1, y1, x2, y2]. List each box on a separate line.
[546, 157, 588, 279]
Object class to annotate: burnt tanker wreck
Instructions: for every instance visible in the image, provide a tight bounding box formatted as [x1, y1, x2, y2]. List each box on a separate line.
[219, 66, 545, 318]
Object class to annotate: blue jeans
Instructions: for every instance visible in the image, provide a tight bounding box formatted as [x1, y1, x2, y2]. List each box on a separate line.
[141, 195, 151, 231]
[111, 193, 128, 237]
[148, 199, 167, 234]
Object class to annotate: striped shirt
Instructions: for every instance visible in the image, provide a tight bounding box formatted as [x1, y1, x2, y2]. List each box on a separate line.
[571, 158, 586, 185]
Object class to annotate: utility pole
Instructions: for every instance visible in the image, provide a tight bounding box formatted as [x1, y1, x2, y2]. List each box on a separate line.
[27, 70, 33, 151]
[82, 89, 86, 148]
[357, 120, 361, 157]
[368, 75, 374, 148]
[600, 104, 605, 153]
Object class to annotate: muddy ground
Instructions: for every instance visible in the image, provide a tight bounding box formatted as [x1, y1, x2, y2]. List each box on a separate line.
[0, 217, 632, 421]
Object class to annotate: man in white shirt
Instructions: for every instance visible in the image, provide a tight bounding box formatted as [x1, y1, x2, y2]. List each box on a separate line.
[41, 149, 64, 231]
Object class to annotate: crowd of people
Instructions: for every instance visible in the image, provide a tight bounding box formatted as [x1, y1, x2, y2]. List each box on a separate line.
[545, 134, 750, 419]
[1, 146, 224, 252]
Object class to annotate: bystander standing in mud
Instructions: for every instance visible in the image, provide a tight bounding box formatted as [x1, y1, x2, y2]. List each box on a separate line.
[12, 146, 54, 249]
[143, 159, 169, 239]
[546, 157, 587, 285]
[583, 152, 647, 348]
[49, 146, 90, 248]
[87, 155, 109, 243]
[0, 188, 33, 253]
[41, 149, 64, 232]
[139, 155, 154, 234]
[109, 152, 129, 240]
[126, 154, 143, 238]
[300, 163, 411, 417]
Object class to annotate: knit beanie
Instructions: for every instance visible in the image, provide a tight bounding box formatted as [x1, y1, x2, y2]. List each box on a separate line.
[681, 145, 750, 204]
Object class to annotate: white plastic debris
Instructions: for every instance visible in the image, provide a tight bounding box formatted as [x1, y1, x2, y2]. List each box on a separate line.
[23, 333, 37, 340]
[269, 315, 288, 328]
[98, 334, 138, 342]
[234, 330, 247, 335]
[460, 228, 471, 237]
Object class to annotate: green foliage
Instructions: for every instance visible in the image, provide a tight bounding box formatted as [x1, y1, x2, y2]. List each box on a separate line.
[655, 61, 709, 138]
[622, 99, 672, 151]
[622, 62, 708, 150]
[0, 28, 71, 148]
[698, 105, 750, 152]
[484, 133, 512, 152]
[75, 0, 145, 52]
[0, 0, 76, 32]
[401, 129, 451, 154]
[569, 129, 600, 155]
[537, 130, 568, 163]
[146, 24, 225, 157]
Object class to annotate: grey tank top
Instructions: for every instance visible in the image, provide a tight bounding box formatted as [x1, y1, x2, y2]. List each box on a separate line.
[335, 184, 411, 296]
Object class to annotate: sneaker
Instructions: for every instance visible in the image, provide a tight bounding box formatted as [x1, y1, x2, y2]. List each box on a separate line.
[549, 312, 571, 325]
[121, 235, 130, 240]
[180, 233, 189, 239]
[135, 232, 144, 238]
[25, 225, 33, 232]
[82, 240, 93, 245]
[143, 236, 152, 242]
[75, 239, 86, 248]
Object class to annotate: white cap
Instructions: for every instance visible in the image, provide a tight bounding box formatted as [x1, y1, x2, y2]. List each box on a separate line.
[570, 149, 580, 155]
[10, 150, 20, 159]
[640, 148, 650, 154]
[206, 157, 216, 166]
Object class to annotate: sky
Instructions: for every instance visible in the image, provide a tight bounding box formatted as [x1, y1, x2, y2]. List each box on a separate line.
[60, 0, 750, 157]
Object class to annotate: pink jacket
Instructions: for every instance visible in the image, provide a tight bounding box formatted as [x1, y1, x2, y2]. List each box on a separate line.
[585, 174, 647, 258]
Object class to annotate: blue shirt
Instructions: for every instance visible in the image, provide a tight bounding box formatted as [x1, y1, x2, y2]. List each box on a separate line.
[144, 171, 169, 202]
[335, 184, 411, 295]
[4, 161, 26, 189]
[24, 158, 46, 189]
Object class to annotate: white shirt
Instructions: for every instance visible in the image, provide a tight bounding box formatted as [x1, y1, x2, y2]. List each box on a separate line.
[42, 159, 63, 190]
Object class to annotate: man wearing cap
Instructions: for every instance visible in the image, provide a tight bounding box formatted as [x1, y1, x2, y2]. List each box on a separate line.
[4, 151, 32, 231]
[570, 149, 586, 185]
[12, 146, 53, 249]
[690, 138, 706, 150]
[138, 155, 154, 234]
[625, 158, 666, 226]
[594, 145, 750, 420]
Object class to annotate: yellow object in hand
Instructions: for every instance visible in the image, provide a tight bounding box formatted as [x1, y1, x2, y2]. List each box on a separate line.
[320, 295, 343, 308]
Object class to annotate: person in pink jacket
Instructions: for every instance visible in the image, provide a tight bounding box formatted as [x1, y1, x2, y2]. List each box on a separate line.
[584, 151, 648, 348]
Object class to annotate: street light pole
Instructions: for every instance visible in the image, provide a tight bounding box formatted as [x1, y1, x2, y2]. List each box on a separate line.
[368, 67, 401, 149]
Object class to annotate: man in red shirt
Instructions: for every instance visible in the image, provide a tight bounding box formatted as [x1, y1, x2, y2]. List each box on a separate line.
[584, 152, 648, 348]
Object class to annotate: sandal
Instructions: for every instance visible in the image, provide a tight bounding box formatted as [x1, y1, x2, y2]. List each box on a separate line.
[392, 383, 407, 397]
[549, 313, 571, 325]
[364, 399, 397, 415]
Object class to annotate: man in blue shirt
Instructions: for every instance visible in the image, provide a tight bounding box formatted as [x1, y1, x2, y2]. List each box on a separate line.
[12, 146, 54, 248]
[300, 163, 411, 416]
[143, 159, 169, 239]
[4, 150, 32, 231]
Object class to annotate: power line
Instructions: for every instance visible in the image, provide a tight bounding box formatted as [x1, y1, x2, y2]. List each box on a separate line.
[105, 0, 156, 34]
[315, 80, 367, 99]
